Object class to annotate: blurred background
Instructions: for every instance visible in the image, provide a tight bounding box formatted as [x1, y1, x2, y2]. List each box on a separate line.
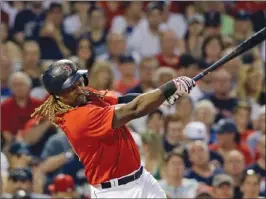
[1, 1, 265, 199]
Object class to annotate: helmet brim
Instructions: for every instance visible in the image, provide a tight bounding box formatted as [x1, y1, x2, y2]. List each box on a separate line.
[61, 70, 88, 92]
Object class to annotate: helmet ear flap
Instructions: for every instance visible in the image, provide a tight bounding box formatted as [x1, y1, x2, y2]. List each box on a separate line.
[83, 74, 89, 86]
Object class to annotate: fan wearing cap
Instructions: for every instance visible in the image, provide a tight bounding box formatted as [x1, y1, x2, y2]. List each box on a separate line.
[212, 174, 234, 199]
[234, 10, 253, 43]
[49, 174, 78, 198]
[209, 119, 254, 165]
[8, 142, 32, 169]
[4, 168, 49, 199]
[31, 59, 195, 198]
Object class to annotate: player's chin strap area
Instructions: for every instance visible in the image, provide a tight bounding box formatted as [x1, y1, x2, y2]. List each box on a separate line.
[100, 166, 143, 189]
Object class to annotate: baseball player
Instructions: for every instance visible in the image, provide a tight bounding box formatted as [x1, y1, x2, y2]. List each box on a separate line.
[32, 59, 195, 198]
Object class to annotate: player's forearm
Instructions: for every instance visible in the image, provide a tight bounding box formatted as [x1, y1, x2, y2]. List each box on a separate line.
[113, 81, 176, 128]
[132, 89, 166, 118]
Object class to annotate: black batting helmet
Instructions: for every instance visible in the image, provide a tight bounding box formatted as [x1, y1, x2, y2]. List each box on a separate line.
[42, 59, 88, 95]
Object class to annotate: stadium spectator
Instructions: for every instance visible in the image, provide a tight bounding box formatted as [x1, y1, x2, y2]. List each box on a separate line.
[178, 54, 200, 78]
[12, 2, 45, 45]
[82, 6, 108, 57]
[183, 121, 209, 144]
[247, 106, 265, 156]
[175, 95, 194, 125]
[114, 55, 138, 94]
[89, 60, 115, 92]
[233, 101, 255, 143]
[127, 57, 157, 94]
[204, 11, 221, 37]
[201, 35, 224, 65]
[146, 110, 164, 135]
[223, 150, 245, 198]
[98, 2, 124, 28]
[3, 168, 48, 198]
[21, 41, 42, 88]
[240, 169, 261, 199]
[235, 66, 264, 120]
[1, 72, 42, 142]
[159, 150, 199, 198]
[209, 119, 254, 165]
[111, 2, 144, 41]
[69, 38, 95, 71]
[8, 141, 32, 169]
[184, 14, 204, 58]
[234, 10, 253, 43]
[1, 22, 22, 63]
[49, 174, 78, 198]
[221, 47, 242, 83]
[246, 135, 266, 197]
[203, 69, 237, 122]
[186, 141, 222, 186]
[212, 174, 234, 199]
[194, 100, 217, 144]
[63, 2, 91, 38]
[140, 132, 164, 179]
[37, 3, 76, 60]
[163, 115, 186, 153]
[128, 2, 163, 57]
[153, 67, 177, 88]
[97, 32, 140, 81]
[0, 53, 12, 102]
[156, 31, 180, 70]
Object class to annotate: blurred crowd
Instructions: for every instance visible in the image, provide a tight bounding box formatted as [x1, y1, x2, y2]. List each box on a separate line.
[1, 1, 266, 199]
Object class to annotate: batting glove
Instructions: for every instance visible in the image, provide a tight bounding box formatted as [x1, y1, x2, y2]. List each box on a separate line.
[173, 76, 195, 96]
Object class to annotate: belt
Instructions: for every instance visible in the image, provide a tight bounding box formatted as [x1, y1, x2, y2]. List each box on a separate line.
[101, 166, 143, 189]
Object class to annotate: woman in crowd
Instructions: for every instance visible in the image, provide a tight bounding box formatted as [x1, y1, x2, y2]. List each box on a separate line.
[240, 169, 262, 199]
[140, 132, 164, 180]
[158, 149, 199, 198]
[82, 6, 108, 57]
[88, 60, 115, 92]
[175, 95, 194, 126]
[201, 35, 224, 65]
[233, 101, 255, 143]
[235, 65, 264, 120]
[69, 38, 95, 71]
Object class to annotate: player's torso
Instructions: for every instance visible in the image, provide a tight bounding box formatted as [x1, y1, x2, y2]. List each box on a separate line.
[60, 117, 140, 185]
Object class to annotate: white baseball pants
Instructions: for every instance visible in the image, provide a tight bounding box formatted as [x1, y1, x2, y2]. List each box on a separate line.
[90, 167, 166, 198]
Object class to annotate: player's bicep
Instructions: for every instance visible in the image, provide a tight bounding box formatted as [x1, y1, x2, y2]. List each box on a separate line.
[112, 101, 139, 129]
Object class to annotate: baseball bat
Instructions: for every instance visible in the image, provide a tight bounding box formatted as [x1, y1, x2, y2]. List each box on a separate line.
[193, 27, 266, 81]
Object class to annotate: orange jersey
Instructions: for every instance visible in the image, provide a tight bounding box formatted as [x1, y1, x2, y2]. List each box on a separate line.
[56, 91, 140, 185]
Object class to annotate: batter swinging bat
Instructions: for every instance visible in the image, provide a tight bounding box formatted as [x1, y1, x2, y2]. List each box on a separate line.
[193, 27, 266, 81]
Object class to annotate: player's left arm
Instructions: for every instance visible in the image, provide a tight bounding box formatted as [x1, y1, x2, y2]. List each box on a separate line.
[118, 93, 140, 104]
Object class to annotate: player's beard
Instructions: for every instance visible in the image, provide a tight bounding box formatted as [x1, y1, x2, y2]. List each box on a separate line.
[76, 88, 106, 107]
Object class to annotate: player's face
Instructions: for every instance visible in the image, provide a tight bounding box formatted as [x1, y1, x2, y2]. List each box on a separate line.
[59, 79, 88, 107]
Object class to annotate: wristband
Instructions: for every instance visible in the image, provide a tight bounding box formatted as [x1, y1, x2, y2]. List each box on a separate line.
[159, 80, 177, 99]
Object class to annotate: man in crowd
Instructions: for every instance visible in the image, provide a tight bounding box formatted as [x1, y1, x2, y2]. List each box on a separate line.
[1, 72, 42, 146]
[212, 174, 235, 199]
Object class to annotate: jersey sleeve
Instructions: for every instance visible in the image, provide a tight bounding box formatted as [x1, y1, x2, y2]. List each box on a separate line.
[62, 105, 115, 138]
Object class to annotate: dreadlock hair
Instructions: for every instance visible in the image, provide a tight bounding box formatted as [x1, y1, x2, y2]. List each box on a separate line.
[31, 88, 107, 125]
[31, 95, 73, 125]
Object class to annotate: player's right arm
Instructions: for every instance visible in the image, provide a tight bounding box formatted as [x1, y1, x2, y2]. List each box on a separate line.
[112, 77, 195, 129]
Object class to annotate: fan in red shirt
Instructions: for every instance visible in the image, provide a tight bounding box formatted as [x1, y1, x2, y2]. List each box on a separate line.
[209, 118, 254, 165]
[32, 59, 195, 198]
[156, 31, 180, 70]
[1, 72, 42, 142]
